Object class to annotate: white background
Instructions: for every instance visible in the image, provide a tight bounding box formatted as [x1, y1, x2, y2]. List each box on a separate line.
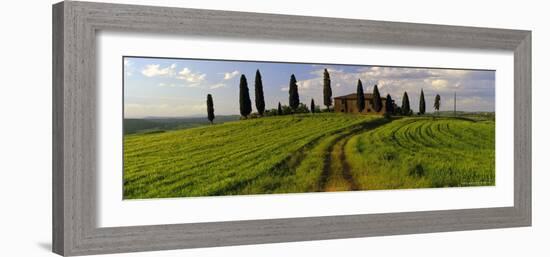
[0, 0, 548, 256]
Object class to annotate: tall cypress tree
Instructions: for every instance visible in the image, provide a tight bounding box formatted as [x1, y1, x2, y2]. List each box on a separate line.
[239, 74, 252, 118]
[434, 94, 441, 114]
[206, 94, 215, 124]
[402, 91, 411, 116]
[385, 94, 394, 114]
[277, 102, 282, 115]
[419, 89, 426, 115]
[356, 79, 365, 113]
[288, 74, 300, 111]
[372, 84, 382, 112]
[323, 69, 332, 111]
[254, 69, 265, 116]
[310, 99, 315, 114]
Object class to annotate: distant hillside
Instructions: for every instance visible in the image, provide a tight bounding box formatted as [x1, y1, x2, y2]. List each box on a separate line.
[124, 115, 240, 134]
[434, 111, 495, 121]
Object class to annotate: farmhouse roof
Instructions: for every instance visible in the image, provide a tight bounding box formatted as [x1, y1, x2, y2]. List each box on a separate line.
[334, 93, 386, 100]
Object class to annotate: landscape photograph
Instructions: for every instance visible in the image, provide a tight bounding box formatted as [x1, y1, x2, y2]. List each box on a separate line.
[123, 56, 495, 199]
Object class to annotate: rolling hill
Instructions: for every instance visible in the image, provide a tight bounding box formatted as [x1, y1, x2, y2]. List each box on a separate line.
[123, 113, 495, 199]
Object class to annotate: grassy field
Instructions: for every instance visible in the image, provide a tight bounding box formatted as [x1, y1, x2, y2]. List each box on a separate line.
[124, 113, 380, 198]
[344, 117, 495, 189]
[124, 113, 495, 199]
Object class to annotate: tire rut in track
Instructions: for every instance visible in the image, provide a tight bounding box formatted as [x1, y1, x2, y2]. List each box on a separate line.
[338, 136, 359, 191]
[319, 118, 393, 192]
[319, 133, 349, 191]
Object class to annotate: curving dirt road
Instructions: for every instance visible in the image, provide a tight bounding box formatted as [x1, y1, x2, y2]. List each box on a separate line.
[319, 118, 391, 192]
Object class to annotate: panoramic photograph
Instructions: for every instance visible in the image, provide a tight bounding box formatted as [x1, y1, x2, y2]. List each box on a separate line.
[123, 56, 496, 199]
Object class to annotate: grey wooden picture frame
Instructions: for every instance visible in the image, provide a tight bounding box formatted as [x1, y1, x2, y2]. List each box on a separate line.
[52, 1, 531, 256]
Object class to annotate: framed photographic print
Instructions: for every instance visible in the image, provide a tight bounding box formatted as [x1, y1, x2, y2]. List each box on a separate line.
[52, 1, 531, 256]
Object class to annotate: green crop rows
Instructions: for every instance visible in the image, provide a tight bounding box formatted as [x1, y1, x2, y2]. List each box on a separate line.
[345, 117, 495, 190]
[124, 114, 495, 199]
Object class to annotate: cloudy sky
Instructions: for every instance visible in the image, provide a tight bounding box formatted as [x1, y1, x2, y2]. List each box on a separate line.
[124, 57, 495, 118]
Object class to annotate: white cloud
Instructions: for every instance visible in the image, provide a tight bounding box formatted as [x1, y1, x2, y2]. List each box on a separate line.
[141, 64, 177, 77]
[157, 76, 227, 89]
[210, 83, 226, 89]
[429, 79, 449, 89]
[223, 70, 240, 80]
[309, 67, 344, 76]
[282, 68, 357, 94]
[143, 67, 208, 88]
[297, 79, 320, 90]
[177, 68, 207, 83]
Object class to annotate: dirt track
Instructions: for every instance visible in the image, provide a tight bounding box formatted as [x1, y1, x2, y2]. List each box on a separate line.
[319, 118, 391, 192]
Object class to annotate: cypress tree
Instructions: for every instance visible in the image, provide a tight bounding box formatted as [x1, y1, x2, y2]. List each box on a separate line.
[310, 99, 315, 114]
[434, 94, 441, 114]
[288, 74, 300, 111]
[254, 69, 266, 116]
[419, 89, 426, 115]
[402, 91, 411, 116]
[239, 74, 252, 118]
[206, 94, 215, 124]
[385, 94, 394, 114]
[372, 84, 382, 112]
[277, 102, 283, 115]
[323, 69, 332, 111]
[356, 79, 365, 112]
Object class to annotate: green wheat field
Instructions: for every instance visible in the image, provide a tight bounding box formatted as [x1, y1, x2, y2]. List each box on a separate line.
[123, 113, 495, 199]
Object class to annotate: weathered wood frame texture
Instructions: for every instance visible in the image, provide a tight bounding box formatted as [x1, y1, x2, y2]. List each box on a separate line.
[52, 1, 531, 256]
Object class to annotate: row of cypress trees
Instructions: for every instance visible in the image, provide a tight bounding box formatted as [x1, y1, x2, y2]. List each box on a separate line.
[206, 69, 267, 124]
[389, 89, 441, 116]
[206, 68, 445, 124]
[354, 79, 441, 117]
[402, 89, 441, 115]
[241, 70, 325, 118]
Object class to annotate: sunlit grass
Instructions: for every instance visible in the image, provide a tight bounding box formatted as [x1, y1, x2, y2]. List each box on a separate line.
[344, 117, 495, 189]
[124, 113, 376, 199]
[124, 114, 495, 199]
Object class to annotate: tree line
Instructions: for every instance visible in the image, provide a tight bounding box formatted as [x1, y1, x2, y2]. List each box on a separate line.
[206, 68, 443, 124]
